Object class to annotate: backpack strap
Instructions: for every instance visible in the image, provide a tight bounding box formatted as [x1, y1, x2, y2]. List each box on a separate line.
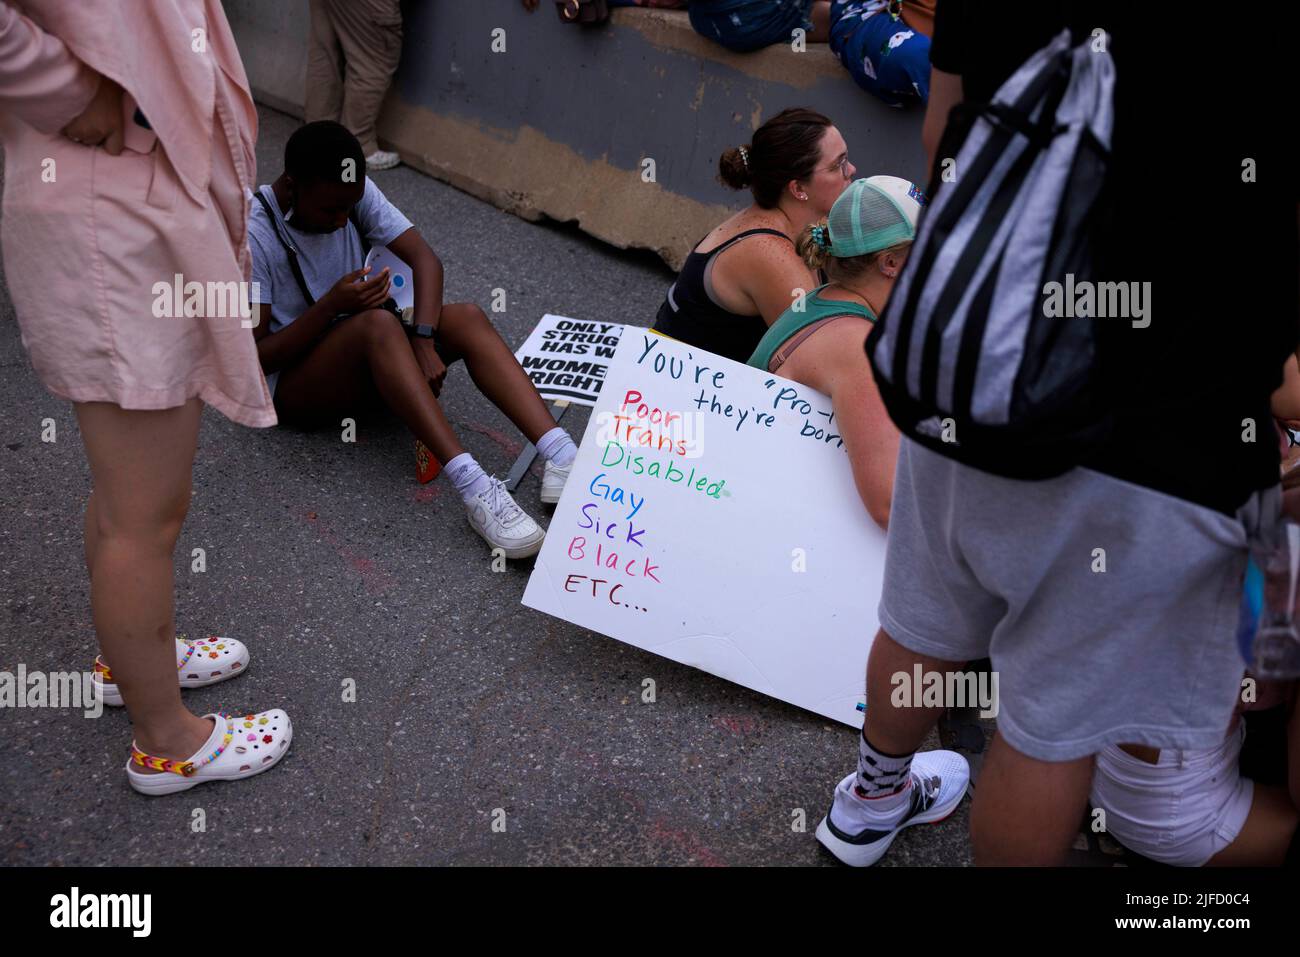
[253, 189, 317, 307]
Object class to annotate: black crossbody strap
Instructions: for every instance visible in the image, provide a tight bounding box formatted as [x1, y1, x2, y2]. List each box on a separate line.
[349, 206, 370, 259]
[254, 190, 317, 306]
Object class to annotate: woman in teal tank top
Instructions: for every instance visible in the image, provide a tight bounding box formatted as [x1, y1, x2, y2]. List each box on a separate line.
[747, 175, 926, 528]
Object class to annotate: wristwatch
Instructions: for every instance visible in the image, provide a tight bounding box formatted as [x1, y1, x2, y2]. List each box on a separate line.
[409, 323, 436, 339]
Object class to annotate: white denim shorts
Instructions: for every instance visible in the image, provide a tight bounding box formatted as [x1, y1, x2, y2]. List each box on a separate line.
[1089, 724, 1254, 866]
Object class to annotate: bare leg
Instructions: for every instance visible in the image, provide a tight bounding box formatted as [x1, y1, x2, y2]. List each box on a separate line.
[84, 488, 98, 578]
[274, 309, 467, 463]
[863, 628, 963, 754]
[970, 732, 1095, 865]
[436, 302, 559, 444]
[807, 0, 833, 42]
[75, 400, 214, 766]
[1205, 783, 1298, 866]
[275, 306, 562, 461]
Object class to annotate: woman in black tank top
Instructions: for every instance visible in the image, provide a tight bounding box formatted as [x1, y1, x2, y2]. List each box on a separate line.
[651, 107, 857, 362]
[654, 228, 791, 360]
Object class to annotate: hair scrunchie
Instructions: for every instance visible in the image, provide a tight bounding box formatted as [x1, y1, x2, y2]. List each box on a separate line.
[738, 145, 750, 171]
[811, 224, 832, 251]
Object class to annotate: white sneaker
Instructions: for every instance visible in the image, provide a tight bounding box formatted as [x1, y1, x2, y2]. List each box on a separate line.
[366, 149, 400, 171]
[815, 750, 970, 866]
[465, 477, 546, 559]
[540, 458, 571, 504]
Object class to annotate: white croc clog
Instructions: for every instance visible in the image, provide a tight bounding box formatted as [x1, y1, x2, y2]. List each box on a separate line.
[94, 635, 250, 707]
[125, 710, 293, 796]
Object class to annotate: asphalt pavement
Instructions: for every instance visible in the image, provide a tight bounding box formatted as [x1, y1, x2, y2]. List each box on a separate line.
[0, 105, 987, 866]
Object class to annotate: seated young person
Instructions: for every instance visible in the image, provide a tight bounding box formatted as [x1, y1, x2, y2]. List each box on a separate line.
[248, 121, 577, 559]
[748, 176, 922, 530]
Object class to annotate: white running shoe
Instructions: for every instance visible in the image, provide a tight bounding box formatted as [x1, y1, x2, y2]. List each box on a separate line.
[465, 477, 546, 559]
[540, 458, 571, 504]
[366, 149, 401, 171]
[815, 749, 970, 867]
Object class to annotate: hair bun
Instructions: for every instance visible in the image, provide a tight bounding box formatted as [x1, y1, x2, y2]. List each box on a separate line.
[796, 220, 832, 271]
[718, 145, 753, 190]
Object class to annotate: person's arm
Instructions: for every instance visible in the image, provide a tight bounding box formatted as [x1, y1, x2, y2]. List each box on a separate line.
[386, 226, 445, 331]
[252, 299, 339, 375]
[384, 227, 452, 394]
[825, 322, 901, 529]
[922, 67, 963, 178]
[922, 0, 965, 178]
[0, 2, 100, 133]
[253, 267, 391, 374]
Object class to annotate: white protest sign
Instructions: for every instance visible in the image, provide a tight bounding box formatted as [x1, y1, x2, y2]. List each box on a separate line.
[514, 313, 624, 406]
[522, 329, 886, 727]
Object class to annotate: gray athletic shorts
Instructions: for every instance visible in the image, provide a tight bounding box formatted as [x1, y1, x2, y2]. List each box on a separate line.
[879, 437, 1279, 763]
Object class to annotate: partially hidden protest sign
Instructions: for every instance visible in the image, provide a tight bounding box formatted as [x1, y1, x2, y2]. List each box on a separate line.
[522, 328, 886, 727]
[514, 313, 624, 406]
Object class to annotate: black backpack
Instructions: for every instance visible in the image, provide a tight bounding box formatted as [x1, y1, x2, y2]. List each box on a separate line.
[866, 29, 1117, 480]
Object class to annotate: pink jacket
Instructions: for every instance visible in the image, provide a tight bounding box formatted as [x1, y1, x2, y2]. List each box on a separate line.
[0, 0, 258, 204]
[0, 0, 275, 427]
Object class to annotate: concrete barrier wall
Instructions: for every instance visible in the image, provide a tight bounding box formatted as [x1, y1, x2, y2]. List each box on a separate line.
[222, 1, 927, 270]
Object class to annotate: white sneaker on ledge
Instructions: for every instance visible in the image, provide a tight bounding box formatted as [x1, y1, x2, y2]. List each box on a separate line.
[366, 149, 400, 171]
[465, 477, 546, 559]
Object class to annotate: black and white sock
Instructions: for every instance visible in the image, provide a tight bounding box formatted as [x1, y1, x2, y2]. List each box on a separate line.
[854, 730, 914, 808]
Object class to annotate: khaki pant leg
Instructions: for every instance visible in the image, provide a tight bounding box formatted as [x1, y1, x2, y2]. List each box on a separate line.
[326, 0, 403, 155]
[304, 0, 345, 123]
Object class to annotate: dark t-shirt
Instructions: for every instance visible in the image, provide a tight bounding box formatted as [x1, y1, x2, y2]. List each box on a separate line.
[929, 0, 1299, 515]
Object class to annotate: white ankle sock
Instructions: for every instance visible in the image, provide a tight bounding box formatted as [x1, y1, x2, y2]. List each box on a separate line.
[445, 452, 492, 502]
[535, 426, 577, 467]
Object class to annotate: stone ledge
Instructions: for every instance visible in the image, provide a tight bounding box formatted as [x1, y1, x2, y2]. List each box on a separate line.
[223, 1, 926, 269]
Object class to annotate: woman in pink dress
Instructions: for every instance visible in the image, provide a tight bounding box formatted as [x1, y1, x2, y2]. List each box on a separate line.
[0, 0, 291, 793]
